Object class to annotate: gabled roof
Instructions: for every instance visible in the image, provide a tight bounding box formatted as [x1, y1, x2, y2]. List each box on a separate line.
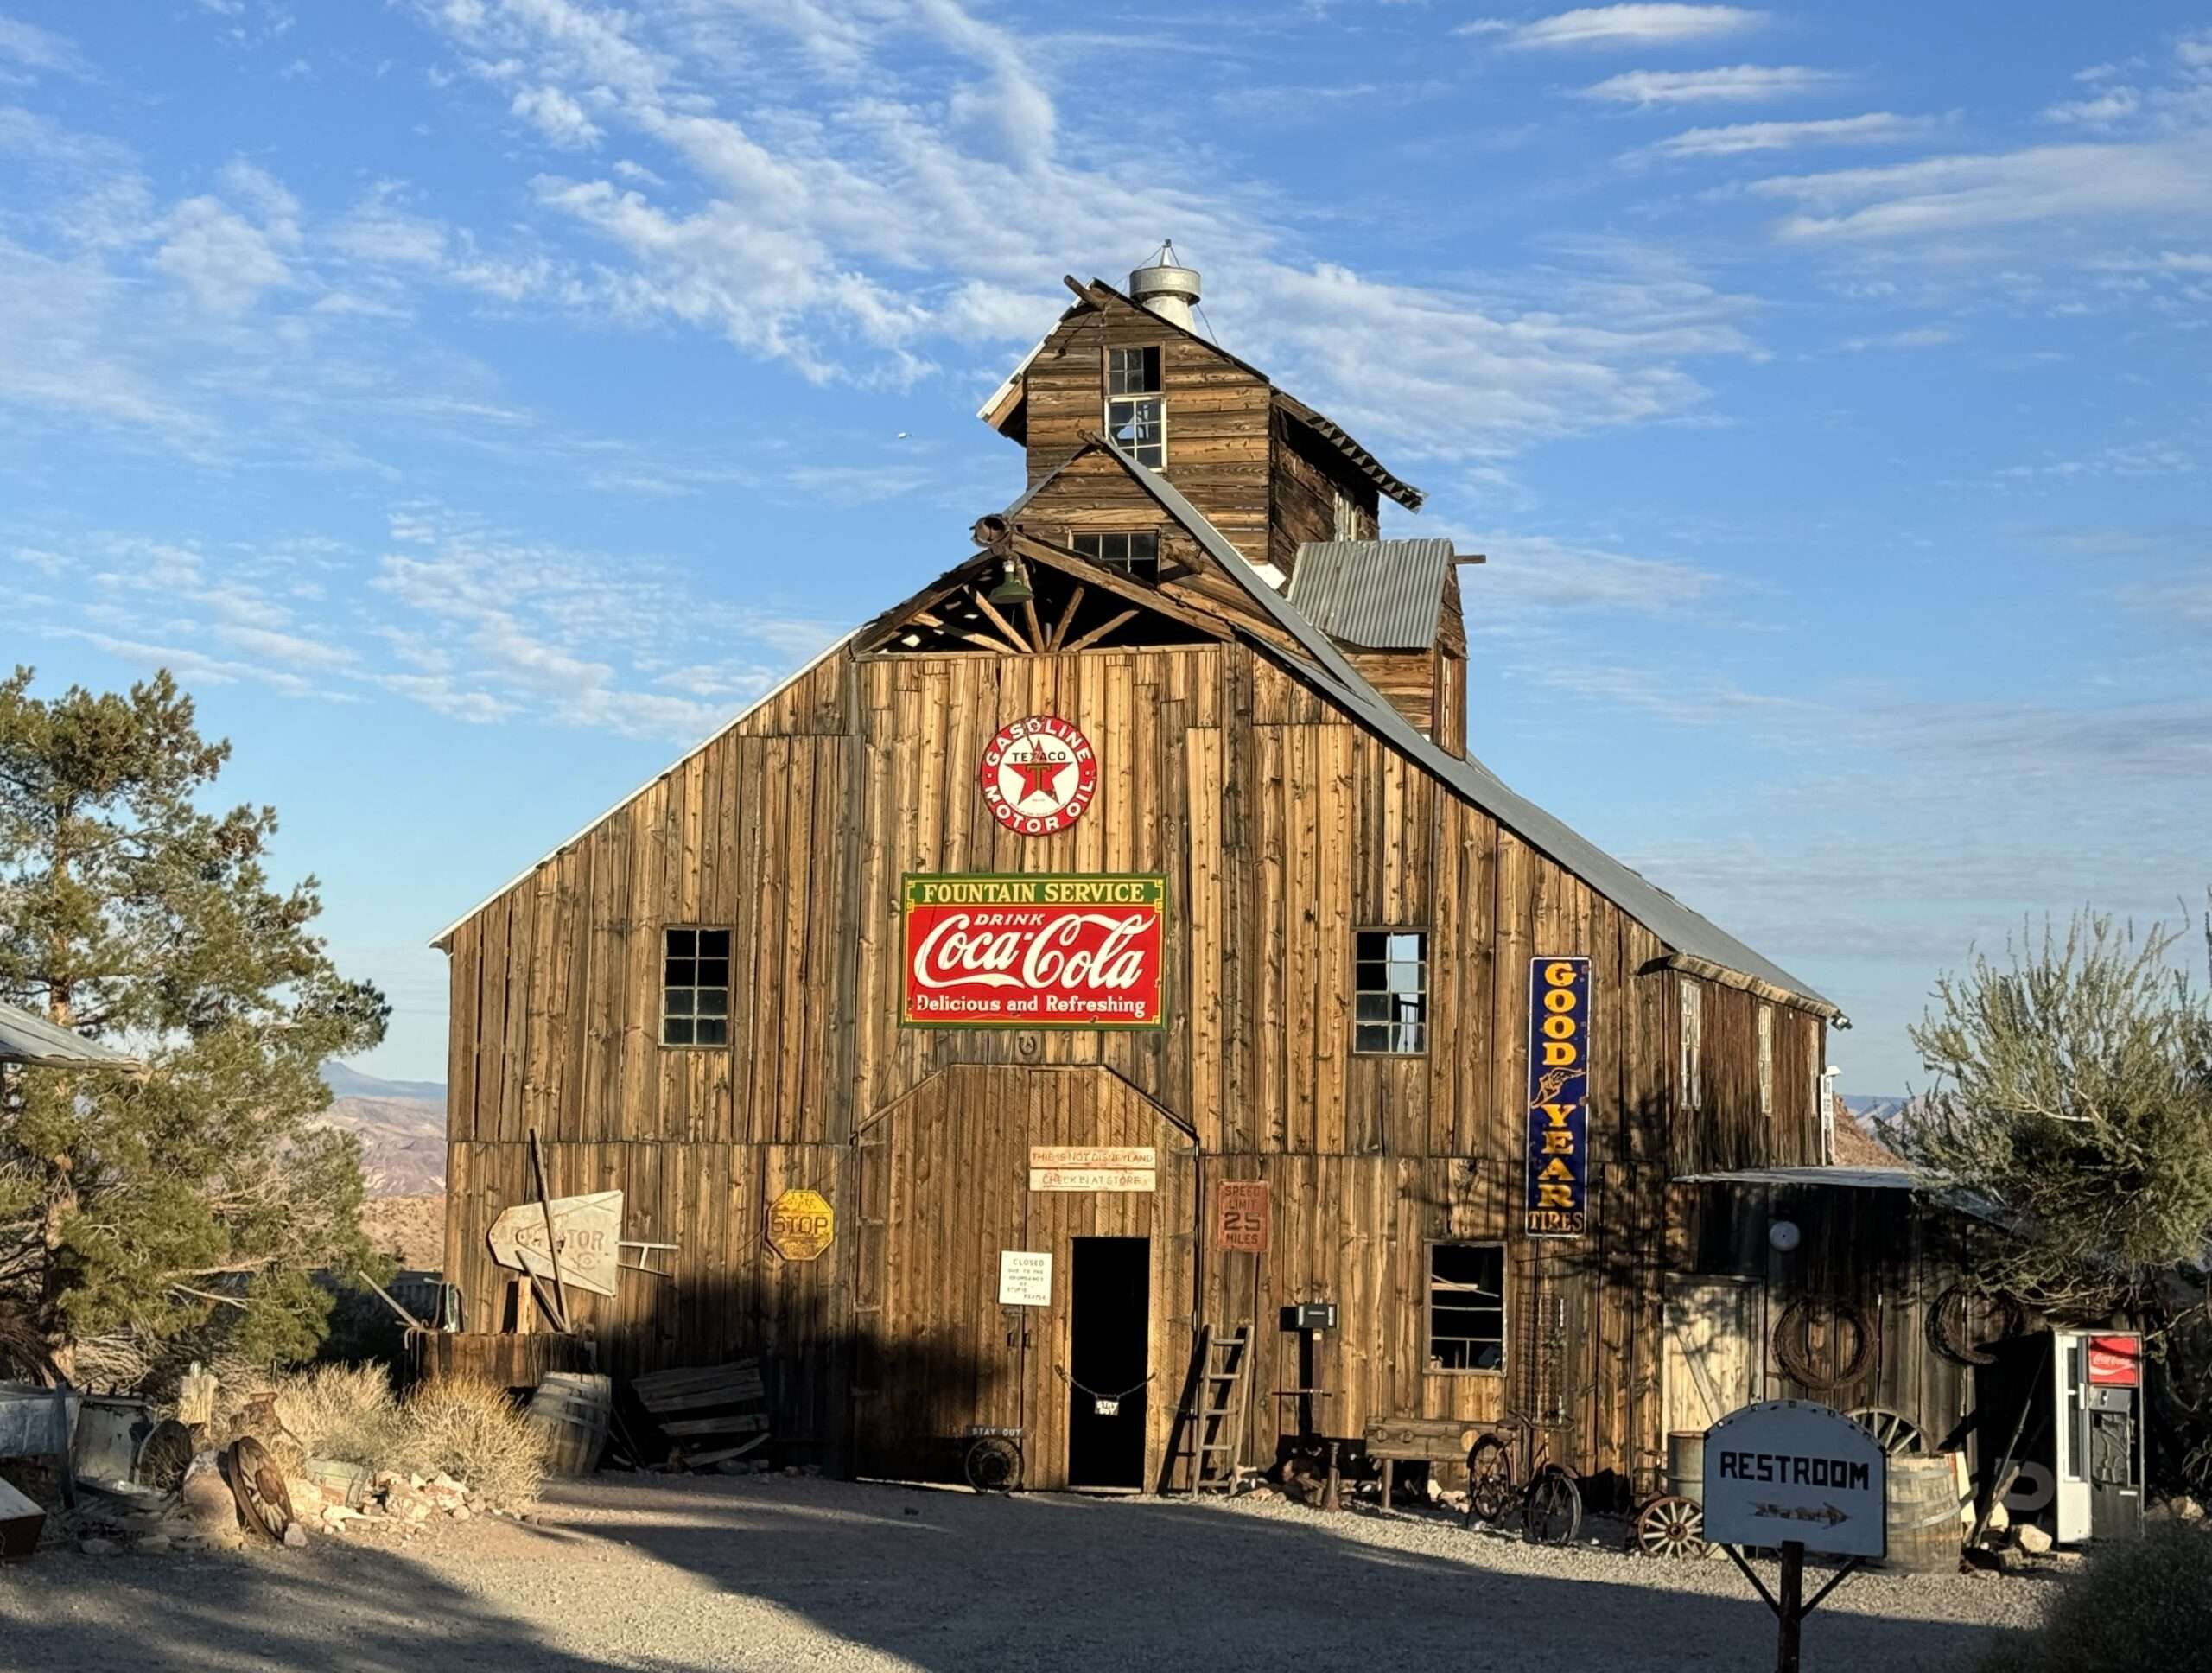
[977, 277, 1425, 511]
[0, 999, 144, 1070]
[1093, 439, 1843, 1020]
[431, 449, 1842, 1020]
[1287, 539, 1456, 650]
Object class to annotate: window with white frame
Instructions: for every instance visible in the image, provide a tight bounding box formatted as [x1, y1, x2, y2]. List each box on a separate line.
[1071, 531, 1160, 581]
[663, 926, 730, 1046]
[1354, 929, 1427, 1055]
[1427, 1243, 1505, 1372]
[1106, 345, 1166, 469]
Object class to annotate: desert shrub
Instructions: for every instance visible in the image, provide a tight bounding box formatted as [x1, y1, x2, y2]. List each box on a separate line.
[1978, 1524, 2212, 1673]
[392, 1378, 546, 1509]
[270, 1363, 403, 1465]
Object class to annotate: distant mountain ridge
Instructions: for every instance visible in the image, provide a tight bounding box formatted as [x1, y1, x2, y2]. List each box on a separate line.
[1842, 1095, 1911, 1129]
[318, 1061, 448, 1196]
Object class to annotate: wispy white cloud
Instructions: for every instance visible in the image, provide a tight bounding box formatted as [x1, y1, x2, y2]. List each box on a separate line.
[0, 16, 92, 81]
[1578, 64, 1845, 106]
[510, 84, 602, 149]
[1461, 5, 1767, 51]
[1751, 139, 2212, 242]
[1628, 111, 1948, 162]
[2042, 85, 2141, 129]
[1837, 326, 1956, 351]
[10, 514, 844, 741]
[1459, 531, 1732, 637]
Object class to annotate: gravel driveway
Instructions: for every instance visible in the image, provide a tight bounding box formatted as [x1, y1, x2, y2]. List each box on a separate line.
[0, 1474, 2052, 1672]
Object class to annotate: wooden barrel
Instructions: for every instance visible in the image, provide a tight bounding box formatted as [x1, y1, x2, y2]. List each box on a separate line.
[1666, 1429, 1705, 1501]
[525, 1373, 611, 1479]
[1881, 1455, 1965, 1574]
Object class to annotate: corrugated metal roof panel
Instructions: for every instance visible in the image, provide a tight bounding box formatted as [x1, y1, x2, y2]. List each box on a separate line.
[1096, 439, 1842, 1018]
[1287, 539, 1456, 649]
[0, 1000, 143, 1070]
[1674, 1167, 1922, 1191]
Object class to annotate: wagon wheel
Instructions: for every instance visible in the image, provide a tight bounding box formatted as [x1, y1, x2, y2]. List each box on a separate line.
[1465, 1434, 1516, 1527]
[963, 1436, 1021, 1495]
[1847, 1407, 1927, 1457]
[1632, 1494, 1709, 1559]
[1522, 1466, 1582, 1546]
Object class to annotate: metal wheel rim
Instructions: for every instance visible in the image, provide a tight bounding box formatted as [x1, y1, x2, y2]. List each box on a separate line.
[1466, 1435, 1515, 1525]
[1524, 1471, 1581, 1546]
[964, 1438, 1020, 1494]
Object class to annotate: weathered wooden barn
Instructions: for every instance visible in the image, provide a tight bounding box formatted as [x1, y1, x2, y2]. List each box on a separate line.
[432, 258, 1986, 1495]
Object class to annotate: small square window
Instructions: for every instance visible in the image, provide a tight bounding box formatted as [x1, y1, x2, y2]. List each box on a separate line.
[1071, 531, 1160, 582]
[1354, 928, 1427, 1055]
[1108, 346, 1161, 396]
[663, 925, 732, 1047]
[1427, 1243, 1505, 1372]
[1106, 397, 1166, 470]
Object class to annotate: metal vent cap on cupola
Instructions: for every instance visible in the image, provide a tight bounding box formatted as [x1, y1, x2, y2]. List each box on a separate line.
[1129, 240, 1200, 330]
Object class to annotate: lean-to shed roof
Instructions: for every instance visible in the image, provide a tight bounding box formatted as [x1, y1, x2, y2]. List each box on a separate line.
[1287, 539, 1457, 650]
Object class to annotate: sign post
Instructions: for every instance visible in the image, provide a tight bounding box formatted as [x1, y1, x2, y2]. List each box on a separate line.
[1704, 1401, 1887, 1673]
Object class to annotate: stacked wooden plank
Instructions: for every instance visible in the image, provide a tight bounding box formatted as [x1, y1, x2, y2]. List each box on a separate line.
[632, 1359, 769, 1470]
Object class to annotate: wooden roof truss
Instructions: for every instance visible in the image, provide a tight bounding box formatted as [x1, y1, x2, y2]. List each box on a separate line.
[856, 529, 1228, 658]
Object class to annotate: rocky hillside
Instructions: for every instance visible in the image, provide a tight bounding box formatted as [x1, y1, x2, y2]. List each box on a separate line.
[359, 1193, 446, 1269]
[319, 1061, 448, 1196]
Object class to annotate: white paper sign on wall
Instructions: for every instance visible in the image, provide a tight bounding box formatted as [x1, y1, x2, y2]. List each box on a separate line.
[998, 1250, 1052, 1307]
[1703, 1400, 1889, 1559]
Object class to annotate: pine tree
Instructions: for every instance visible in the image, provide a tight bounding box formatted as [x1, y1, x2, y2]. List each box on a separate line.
[0, 665, 389, 1383]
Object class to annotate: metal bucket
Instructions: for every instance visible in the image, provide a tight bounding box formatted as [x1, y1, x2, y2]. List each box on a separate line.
[1665, 1429, 1705, 1501]
[525, 1372, 611, 1479]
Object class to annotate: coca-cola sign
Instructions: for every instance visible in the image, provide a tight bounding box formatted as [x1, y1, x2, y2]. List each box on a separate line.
[902, 873, 1166, 1028]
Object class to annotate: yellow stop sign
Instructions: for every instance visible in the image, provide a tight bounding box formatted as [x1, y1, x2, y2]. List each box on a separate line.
[767, 1188, 835, 1262]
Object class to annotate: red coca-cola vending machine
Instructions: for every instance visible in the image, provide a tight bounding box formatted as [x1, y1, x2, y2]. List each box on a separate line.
[2050, 1331, 2145, 1543]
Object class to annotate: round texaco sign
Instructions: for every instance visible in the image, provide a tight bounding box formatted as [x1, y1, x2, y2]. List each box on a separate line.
[980, 715, 1098, 836]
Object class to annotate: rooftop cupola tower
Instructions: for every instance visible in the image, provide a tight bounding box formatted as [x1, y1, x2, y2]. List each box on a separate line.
[1128, 241, 1200, 331]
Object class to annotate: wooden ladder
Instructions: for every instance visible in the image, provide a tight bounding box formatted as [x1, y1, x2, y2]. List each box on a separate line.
[1177, 1324, 1252, 1495]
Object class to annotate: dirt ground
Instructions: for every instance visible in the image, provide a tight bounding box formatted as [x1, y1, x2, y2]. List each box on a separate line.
[0, 1474, 2052, 1672]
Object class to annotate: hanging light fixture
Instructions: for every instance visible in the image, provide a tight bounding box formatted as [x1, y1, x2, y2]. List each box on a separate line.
[988, 556, 1033, 607]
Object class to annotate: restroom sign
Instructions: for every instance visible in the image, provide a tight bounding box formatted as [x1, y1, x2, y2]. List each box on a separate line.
[1704, 1400, 1887, 1559]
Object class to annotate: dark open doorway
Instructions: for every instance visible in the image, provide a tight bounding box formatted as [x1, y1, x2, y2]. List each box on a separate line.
[1067, 1237, 1150, 1489]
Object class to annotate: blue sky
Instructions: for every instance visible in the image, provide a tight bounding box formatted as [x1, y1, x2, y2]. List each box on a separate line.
[4, 2, 2209, 1096]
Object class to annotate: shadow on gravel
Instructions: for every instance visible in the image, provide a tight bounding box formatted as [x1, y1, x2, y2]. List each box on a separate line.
[0, 1479, 2031, 1673]
[0, 1542, 622, 1673]
[563, 1476, 2018, 1673]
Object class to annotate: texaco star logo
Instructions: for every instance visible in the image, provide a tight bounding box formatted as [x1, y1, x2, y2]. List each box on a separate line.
[980, 715, 1098, 836]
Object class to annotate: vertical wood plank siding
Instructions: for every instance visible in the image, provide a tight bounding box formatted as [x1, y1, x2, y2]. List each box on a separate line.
[444, 642, 1831, 1487]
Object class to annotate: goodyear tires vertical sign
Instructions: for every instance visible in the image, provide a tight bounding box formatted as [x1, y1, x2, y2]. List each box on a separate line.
[1525, 956, 1592, 1237]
